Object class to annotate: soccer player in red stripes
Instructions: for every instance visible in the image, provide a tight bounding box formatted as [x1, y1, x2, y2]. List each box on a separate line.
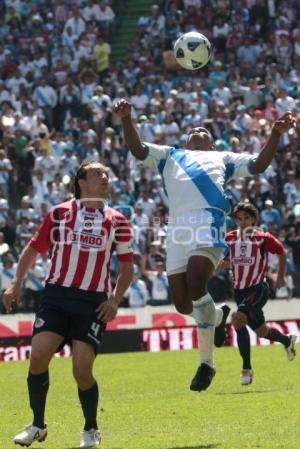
[225, 202, 297, 385]
[3, 160, 134, 448]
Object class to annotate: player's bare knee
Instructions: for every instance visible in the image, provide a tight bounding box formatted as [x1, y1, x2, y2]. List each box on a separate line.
[187, 281, 206, 302]
[73, 363, 93, 388]
[174, 302, 192, 315]
[29, 349, 50, 373]
[232, 311, 247, 331]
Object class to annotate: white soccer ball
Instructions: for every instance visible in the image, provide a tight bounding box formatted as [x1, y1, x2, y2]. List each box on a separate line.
[174, 31, 212, 70]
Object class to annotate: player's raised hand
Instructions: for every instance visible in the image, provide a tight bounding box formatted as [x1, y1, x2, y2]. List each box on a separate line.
[273, 111, 296, 135]
[114, 99, 132, 118]
[3, 282, 22, 312]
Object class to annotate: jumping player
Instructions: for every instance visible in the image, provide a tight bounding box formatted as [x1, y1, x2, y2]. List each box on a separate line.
[225, 202, 297, 385]
[114, 98, 295, 392]
[3, 160, 134, 448]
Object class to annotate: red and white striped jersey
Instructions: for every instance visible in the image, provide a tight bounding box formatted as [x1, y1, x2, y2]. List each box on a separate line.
[225, 228, 284, 290]
[29, 199, 133, 293]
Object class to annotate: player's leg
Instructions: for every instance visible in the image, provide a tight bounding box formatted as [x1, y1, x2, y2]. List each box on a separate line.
[189, 254, 229, 390]
[232, 310, 253, 384]
[168, 270, 190, 313]
[168, 257, 226, 331]
[72, 340, 101, 448]
[29, 331, 64, 426]
[70, 308, 106, 448]
[255, 323, 296, 360]
[245, 282, 296, 360]
[168, 254, 228, 391]
[14, 331, 64, 447]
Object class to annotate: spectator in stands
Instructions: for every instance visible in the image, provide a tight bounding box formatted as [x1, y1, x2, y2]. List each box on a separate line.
[128, 267, 149, 308]
[0, 253, 16, 313]
[285, 227, 300, 296]
[260, 199, 281, 232]
[22, 260, 45, 312]
[143, 260, 170, 306]
[0, 148, 12, 198]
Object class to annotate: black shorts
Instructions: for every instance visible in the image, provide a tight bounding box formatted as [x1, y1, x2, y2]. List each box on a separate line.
[234, 282, 269, 330]
[32, 284, 108, 354]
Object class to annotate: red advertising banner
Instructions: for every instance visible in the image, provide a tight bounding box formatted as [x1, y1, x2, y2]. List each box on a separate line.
[1, 320, 299, 362]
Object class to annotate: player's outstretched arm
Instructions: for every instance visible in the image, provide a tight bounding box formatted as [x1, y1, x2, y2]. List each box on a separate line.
[251, 111, 296, 174]
[3, 245, 39, 312]
[114, 98, 148, 160]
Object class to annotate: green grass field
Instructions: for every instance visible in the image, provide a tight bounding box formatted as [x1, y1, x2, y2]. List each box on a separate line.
[1, 345, 299, 449]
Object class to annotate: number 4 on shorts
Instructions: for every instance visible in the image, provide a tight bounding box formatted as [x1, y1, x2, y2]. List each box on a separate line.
[91, 322, 100, 336]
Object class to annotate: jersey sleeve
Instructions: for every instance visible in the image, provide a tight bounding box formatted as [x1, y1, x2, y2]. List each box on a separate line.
[139, 143, 170, 173]
[114, 215, 134, 262]
[224, 151, 256, 180]
[29, 210, 55, 253]
[265, 232, 285, 255]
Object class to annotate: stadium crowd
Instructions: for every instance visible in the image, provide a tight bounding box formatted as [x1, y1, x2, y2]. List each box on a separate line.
[0, 0, 300, 313]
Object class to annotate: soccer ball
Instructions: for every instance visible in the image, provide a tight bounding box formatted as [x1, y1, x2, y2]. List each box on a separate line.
[174, 31, 211, 70]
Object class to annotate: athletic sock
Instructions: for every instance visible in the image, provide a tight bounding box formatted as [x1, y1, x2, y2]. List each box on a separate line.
[215, 307, 223, 327]
[78, 382, 99, 431]
[236, 327, 251, 370]
[264, 327, 290, 347]
[27, 371, 49, 429]
[192, 293, 216, 368]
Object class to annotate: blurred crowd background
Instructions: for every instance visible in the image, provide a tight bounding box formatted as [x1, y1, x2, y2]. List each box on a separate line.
[0, 0, 300, 313]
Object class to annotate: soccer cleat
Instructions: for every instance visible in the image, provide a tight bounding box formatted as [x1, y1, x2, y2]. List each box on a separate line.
[190, 363, 216, 392]
[80, 429, 101, 448]
[240, 369, 254, 386]
[214, 304, 231, 347]
[285, 335, 297, 361]
[13, 424, 47, 447]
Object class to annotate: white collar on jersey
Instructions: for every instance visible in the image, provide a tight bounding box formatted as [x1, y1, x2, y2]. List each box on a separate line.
[77, 199, 107, 215]
[237, 227, 256, 241]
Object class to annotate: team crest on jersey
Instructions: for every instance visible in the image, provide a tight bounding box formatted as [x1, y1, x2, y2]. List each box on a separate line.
[34, 318, 45, 328]
[83, 218, 93, 231]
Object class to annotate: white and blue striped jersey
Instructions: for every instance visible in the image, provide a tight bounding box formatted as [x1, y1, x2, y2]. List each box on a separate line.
[141, 143, 255, 217]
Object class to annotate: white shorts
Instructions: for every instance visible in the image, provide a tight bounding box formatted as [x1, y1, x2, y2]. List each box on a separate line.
[166, 209, 227, 275]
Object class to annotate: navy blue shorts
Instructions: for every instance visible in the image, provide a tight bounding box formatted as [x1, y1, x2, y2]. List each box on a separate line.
[32, 284, 108, 354]
[234, 282, 269, 330]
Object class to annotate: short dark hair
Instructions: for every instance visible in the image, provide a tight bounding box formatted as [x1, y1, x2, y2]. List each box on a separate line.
[233, 201, 258, 220]
[74, 160, 108, 199]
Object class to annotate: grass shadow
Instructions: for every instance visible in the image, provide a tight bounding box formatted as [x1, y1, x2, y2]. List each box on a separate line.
[216, 389, 275, 395]
[168, 445, 219, 449]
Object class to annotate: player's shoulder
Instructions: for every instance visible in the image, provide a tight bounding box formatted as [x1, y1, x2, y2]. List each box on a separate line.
[253, 228, 269, 239]
[144, 142, 172, 154]
[105, 206, 130, 225]
[50, 199, 77, 220]
[225, 229, 238, 241]
[258, 229, 280, 242]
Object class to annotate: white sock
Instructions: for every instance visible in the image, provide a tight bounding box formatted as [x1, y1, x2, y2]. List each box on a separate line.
[191, 293, 216, 368]
[215, 307, 223, 327]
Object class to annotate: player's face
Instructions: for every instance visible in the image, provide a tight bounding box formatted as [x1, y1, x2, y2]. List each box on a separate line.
[80, 163, 110, 199]
[235, 211, 256, 231]
[186, 127, 213, 151]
